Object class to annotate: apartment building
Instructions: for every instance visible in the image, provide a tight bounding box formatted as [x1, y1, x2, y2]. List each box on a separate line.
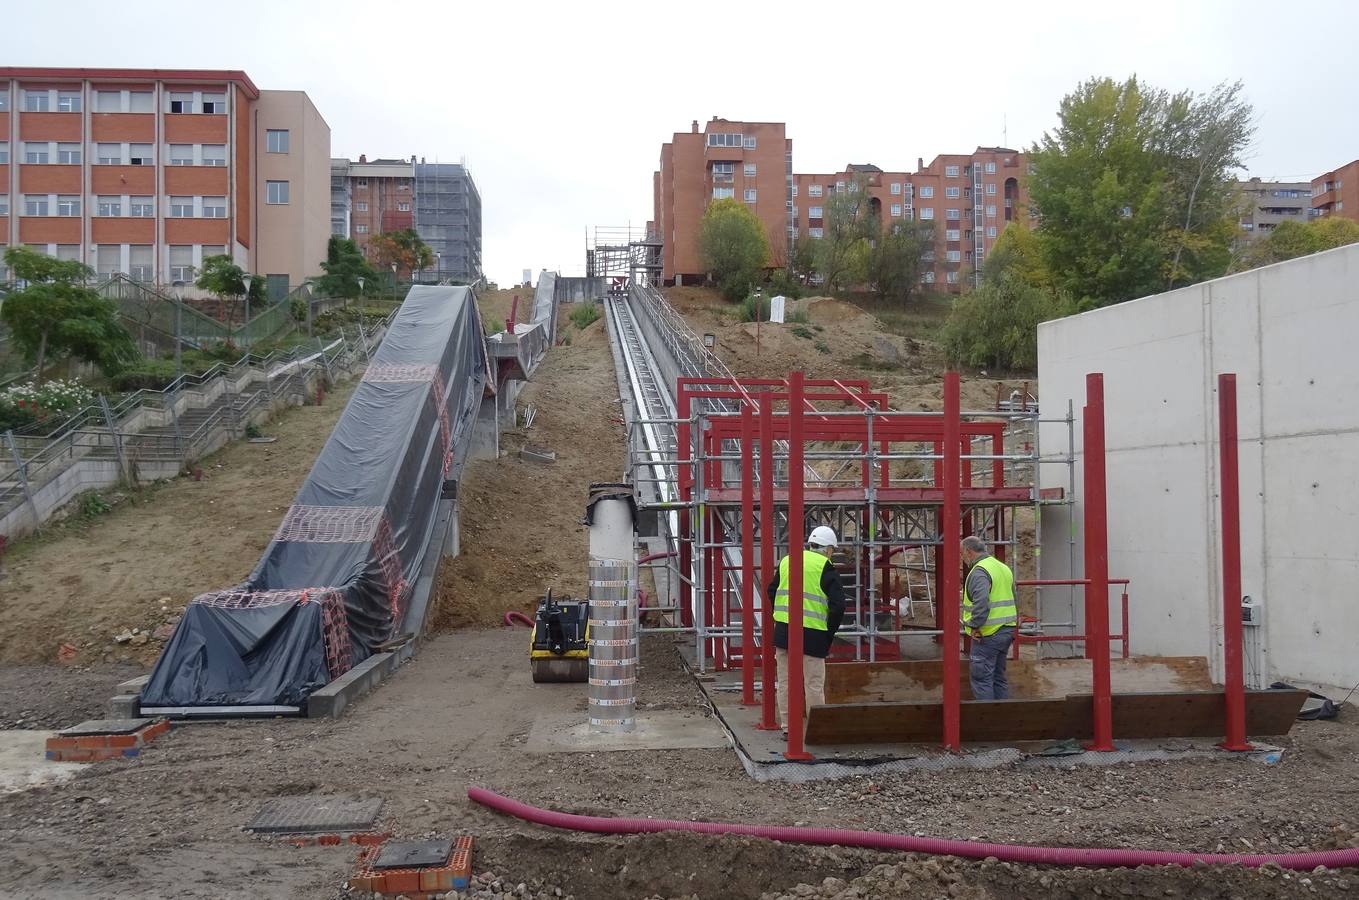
[0, 67, 330, 294]
[1237, 177, 1314, 241]
[330, 155, 482, 283]
[653, 116, 1025, 291]
[1311, 160, 1359, 223]
[655, 118, 792, 284]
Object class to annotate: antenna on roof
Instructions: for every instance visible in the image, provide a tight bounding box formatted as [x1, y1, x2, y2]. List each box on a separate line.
[1003, 114, 1008, 149]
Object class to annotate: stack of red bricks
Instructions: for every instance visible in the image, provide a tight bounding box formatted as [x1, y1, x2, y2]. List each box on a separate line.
[283, 831, 388, 849]
[45, 718, 171, 762]
[347, 835, 473, 898]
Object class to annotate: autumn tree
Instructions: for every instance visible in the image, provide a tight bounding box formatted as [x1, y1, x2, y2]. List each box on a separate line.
[698, 198, 770, 301]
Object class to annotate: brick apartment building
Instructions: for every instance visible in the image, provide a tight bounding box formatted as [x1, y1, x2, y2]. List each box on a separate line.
[1311, 160, 1359, 223]
[0, 67, 330, 296]
[1237, 177, 1315, 241]
[331, 155, 482, 284]
[654, 118, 1027, 291]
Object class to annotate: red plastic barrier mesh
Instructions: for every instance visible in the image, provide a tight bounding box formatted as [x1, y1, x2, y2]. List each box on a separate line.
[429, 369, 452, 475]
[312, 589, 355, 678]
[361, 363, 440, 383]
[274, 505, 385, 543]
[192, 589, 319, 609]
[372, 515, 409, 625]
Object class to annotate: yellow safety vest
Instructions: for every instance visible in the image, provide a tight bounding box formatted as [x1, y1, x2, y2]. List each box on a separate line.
[773, 550, 831, 631]
[963, 555, 1018, 636]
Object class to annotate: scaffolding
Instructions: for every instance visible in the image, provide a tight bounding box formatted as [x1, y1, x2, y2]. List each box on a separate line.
[587, 225, 662, 288]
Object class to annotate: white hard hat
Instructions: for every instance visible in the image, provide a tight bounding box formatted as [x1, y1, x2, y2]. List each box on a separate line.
[808, 526, 838, 548]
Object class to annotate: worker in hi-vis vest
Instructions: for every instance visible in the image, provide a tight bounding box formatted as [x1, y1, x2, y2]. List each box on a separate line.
[961, 534, 1019, 700]
[766, 525, 846, 733]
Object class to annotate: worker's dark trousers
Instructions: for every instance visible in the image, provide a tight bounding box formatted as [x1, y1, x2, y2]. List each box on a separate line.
[969, 627, 1016, 700]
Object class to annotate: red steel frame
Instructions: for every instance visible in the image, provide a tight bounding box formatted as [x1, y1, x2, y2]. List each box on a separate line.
[1218, 374, 1252, 751]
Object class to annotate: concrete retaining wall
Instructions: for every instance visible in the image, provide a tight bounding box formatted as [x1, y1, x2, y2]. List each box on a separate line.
[1036, 243, 1359, 695]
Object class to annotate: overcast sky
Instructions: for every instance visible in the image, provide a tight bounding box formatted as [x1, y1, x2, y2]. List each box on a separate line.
[10, 0, 1357, 284]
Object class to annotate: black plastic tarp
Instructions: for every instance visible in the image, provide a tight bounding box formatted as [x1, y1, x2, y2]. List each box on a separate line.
[142, 286, 488, 708]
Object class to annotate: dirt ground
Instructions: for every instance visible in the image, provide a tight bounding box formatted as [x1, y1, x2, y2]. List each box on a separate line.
[0, 376, 360, 668]
[432, 309, 627, 628]
[476, 288, 535, 333]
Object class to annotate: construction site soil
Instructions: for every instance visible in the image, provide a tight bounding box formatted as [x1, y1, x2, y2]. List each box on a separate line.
[0, 291, 1354, 898]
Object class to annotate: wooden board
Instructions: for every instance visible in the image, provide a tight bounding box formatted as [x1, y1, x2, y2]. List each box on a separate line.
[804, 689, 1308, 746]
[826, 656, 1214, 704]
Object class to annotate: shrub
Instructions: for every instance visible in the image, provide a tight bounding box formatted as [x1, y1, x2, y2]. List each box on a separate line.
[813, 340, 831, 354]
[736, 295, 767, 323]
[110, 359, 179, 392]
[940, 274, 1073, 371]
[487, 319, 505, 335]
[766, 269, 805, 300]
[784, 307, 811, 325]
[791, 325, 815, 340]
[2, 379, 96, 415]
[290, 296, 308, 322]
[569, 303, 601, 330]
[79, 491, 112, 519]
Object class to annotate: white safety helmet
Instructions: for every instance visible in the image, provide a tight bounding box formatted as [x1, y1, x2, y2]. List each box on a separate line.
[807, 526, 839, 549]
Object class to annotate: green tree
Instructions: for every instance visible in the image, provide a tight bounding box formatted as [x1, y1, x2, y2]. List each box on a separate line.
[1234, 216, 1359, 270]
[869, 218, 935, 302]
[981, 223, 1052, 289]
[1, 247, 136, 380]
[369, 228, 434, 278]
[789, 234, 817, 284]
[939, 272, 1073, 371]
[815, 177, 877, 290]
[316, 236, 378, 299]
[698, 198, 770, 301]
[1027, 76, 1254, 306]
[195, 254, 266, 304]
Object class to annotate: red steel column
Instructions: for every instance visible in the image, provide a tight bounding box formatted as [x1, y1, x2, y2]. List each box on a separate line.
[758, 394, 779, 729]
[1218, 373, 1253, 751]
[941, 372, 962, 752]
[1084, 373, 1114, 752]
[740, 403, 757, 705]
[785, 371, 813, 760]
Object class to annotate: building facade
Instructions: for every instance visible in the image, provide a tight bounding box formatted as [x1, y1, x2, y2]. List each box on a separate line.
[1311, 160, 1359, 223]
[0, 67, 330, 293]
[330, 155, 482, 284]
[653, 117, 1026, 291]
[1237, 178, 1314, 241]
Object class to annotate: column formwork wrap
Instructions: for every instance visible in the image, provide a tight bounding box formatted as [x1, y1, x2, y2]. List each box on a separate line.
[588, 557, 637, 733]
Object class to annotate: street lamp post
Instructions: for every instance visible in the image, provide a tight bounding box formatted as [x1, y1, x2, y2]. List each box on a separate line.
[435, 252, 441, 284]
[241, 274, 254, 349]
[303, 282, 314, 337]
[172, 280, 186, 377]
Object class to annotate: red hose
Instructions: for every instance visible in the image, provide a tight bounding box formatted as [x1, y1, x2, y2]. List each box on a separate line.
[503, 611, 533, 628]
[468, 786, 1359, 871]
[638, 552, 676, 565]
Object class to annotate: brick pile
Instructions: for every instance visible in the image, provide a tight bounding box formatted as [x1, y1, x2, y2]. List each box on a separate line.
[45, 719, 171, 762]
[347, 835, 473, 898]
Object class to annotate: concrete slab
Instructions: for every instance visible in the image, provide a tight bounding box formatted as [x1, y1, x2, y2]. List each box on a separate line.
[0, 731, 86, 794]
[60, 718, 151, 736]
[524, 711, 728, 753]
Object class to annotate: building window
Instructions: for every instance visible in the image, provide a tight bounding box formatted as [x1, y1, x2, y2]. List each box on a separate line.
[331, 221, 346, 235]
[986, 205, 997, 218]
[356, 178, 368, 188]
[24, 143, 50, 164]
[169, 245, 193, 282]
[945, 165, 960, 177]
[712, 161, 734, 183]
[987, 226, 998, 238]
[398, 202, 411, 211]
[130, 196, 154, 217]
[202, 245, 226, 261]
[809, 184, 823, 197]
[129, 91, 153, 113]
[891, 204, 902, 217]
[57, 91, 82, 113]
[0, 93, 8, 112]
[356, 224, 369, 234]
[888, 183, 900, 195]
[169, 144, 195, 166]
[56, 196, 81, 217]
[202, 93, 226, 114]
[96, 143, 121, 165]
[95, 91, 121, 113]
[0, 143, 7, 164]
[919, 186, 934, 198]
[169, 196, 195, 218]
[835, 181, 846, 193]
[266, 129, 290, 153]
[744, 163, 757, 177]
[985, 183, 997, 195]
[356, 201, 369, 212]
[23, 90, 50, 112]
[712, 187, 735, 200]
[945, 186, 960, 199]
[946, 208, 962, 221]
[266, 181, 290, 205]
[792, 185, 799, 197]
[743, 136, 757, 149]
[129, 144, 153, 165]
[744, 189, 757, 202]
[706, 133, 747, 148]
[920, 207, 935, 220]
[809, 227, 824, 239]
[984, 162, 996, 174]
[169, 92, 194, 114]
[946, 229, 960, 241]
[55, 143, 81, 165]
[808, 206, 823, 219]
[0, 195, 8, 216]
[130, 245, 153, 282]
[946, 250, 961, 262]
[203, 196, 227, 218]
[97, 196, 122, 217]
[202, 144, 226, 166]
[923, 271, 935, 284]
[96, 245, 121, 277]
[946, 271, 959, 284]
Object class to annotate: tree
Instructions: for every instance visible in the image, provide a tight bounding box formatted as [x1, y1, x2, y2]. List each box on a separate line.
[316, 236, 378, 299]
[981, 222, 1052, 289]
[697, 198, 770, 301]
[815, 177, 877, 290]
[939, 272, 1073, 371]
[195, 255, 266, 305]
[1027, 76, 1254, 307]
[1233, 216, 1359, 270]
[1, 247, 136, 380]
[789, 235, 817, 284]
[369, 228, 434, 278]
[869, 218, 935, 303]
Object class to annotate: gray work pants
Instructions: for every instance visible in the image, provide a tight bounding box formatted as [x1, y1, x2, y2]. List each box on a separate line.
[969, 627, 1016, 700]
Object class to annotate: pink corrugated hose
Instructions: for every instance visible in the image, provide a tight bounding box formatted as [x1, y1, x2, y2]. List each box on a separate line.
[467, 786, 1359, 870]
[503, 611, 534, 628]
